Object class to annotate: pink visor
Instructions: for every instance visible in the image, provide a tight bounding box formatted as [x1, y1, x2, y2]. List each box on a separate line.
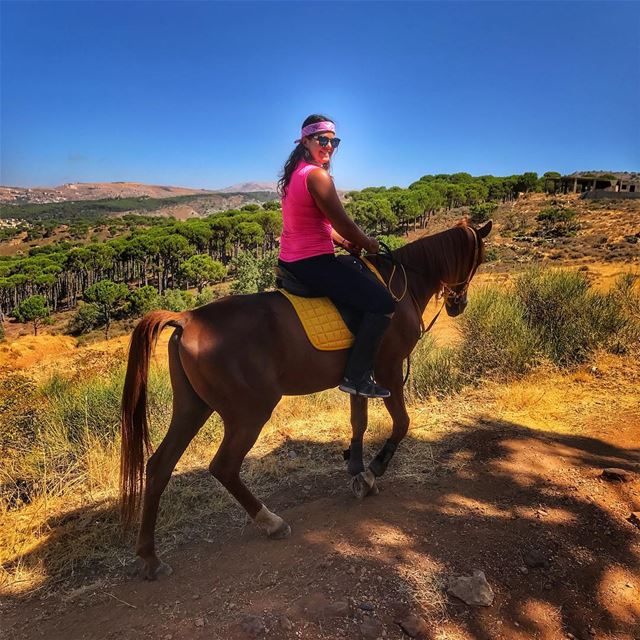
[295, 121, 335, 143]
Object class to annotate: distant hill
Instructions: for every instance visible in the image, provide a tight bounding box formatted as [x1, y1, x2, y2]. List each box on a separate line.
[0, 182, 217, 205]
[0, 180, 281, 206]
[0, 193, 280, 229]
[218, 182, 278, 194]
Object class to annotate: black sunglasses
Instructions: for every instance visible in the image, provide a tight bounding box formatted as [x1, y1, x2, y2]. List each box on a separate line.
[313, 135, 341, 149]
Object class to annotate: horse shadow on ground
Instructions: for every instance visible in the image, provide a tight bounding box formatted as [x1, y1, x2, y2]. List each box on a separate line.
[3, 416, 640, 640]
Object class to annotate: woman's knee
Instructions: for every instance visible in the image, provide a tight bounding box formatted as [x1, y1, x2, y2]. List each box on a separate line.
[374, 289, 396, 315]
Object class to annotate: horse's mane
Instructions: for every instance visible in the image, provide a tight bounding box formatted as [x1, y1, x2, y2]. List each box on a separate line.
[392, 218, 480, 281]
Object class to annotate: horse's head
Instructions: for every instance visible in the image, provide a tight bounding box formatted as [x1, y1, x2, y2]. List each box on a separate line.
[442, 220, 492, 317]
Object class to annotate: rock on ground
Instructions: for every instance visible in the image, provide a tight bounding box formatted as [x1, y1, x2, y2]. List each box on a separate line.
[359, 616, 383, 639]
[396, 612, 430, 638]
[447, 570, 495, 607]
[602, 467, 633, 482]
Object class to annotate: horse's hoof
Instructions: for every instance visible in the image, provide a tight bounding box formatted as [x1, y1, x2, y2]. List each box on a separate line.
[350, 470, 377, 500]
[142, 560, 173, 581]
[268, 520, 291, 539]
[255, 505, 291, 539]
[350, 474, 367, 500]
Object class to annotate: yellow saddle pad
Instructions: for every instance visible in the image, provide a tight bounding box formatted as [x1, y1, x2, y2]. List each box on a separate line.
[278, 257, 386, 351]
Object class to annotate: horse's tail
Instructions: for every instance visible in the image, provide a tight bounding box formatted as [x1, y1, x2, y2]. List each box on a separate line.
[120, 310, 185, 530]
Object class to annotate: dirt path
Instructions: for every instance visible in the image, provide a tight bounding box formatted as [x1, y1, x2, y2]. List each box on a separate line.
[3, 405, 639, 640]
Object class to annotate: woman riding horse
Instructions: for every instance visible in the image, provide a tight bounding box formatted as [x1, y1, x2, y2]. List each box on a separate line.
[278, 114, 395, 398]
[120, 121, 492, 579]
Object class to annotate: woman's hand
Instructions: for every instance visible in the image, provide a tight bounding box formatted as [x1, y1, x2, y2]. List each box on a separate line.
[332, 229, 361, 254]
[365, 237, 380, 254]
[341, 239, 362, 254]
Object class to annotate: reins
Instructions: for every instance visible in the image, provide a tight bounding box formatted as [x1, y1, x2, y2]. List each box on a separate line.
[372, 228, 481, 385]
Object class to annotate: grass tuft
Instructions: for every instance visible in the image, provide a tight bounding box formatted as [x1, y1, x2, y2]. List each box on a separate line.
[515, 268, 632, 365]
[407, 335, 462, 399]
[458, 285, 541, 380]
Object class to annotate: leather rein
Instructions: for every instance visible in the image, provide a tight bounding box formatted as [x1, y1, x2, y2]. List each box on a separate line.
[372, 226, 481, 384]
[375, 225, 481, 337]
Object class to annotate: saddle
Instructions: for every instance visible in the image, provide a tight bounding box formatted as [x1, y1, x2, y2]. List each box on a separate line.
[275, 255, 386, 351]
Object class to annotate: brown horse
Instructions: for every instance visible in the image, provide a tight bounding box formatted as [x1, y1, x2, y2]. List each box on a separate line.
[120, 219, 492, 579]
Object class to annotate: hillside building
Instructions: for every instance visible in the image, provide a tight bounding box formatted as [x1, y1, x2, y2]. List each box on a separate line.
[544, 173, 640, 199]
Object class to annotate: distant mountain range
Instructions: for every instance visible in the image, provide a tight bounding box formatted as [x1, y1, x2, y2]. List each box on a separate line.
[218, 181, 278, 194]
[0, 181, 278, 205]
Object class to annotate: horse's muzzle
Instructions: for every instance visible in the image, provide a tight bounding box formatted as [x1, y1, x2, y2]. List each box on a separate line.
[445, 300, 467, 317]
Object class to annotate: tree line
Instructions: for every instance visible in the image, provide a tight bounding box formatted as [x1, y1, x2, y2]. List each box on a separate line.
[345, 172, 542, 234]
[0, 204, 282, 316]
[0, 191, 277, 243]
[1, 171, 550, 323]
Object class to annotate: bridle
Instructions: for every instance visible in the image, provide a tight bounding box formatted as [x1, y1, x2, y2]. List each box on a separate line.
[374, 225, 482, 385]
[377, 224, 481, 335]
[437, 225, 480, 307]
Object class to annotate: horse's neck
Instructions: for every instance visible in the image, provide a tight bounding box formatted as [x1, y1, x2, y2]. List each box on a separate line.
[394, 231, 458, 311]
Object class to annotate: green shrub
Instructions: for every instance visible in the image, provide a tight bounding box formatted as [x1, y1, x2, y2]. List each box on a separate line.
[536, 206, 577, 223]
[458, 286, 541, 380]
[194, 287, 218, 307]
[586, 290, 632, 355]
[126, 285, 161, 317]
[231, 251, 278, 294]
[469, 202, 498, 224]
[377, 235, 406, 251]
[1, 364, 177, 507]
[599, 273, 640, 353]
[67, 302, 100, 335]
[484, 247, 499, 262]
[536, 206, 579, 237]
[160, 289, 195, 312]
[407, 334, 462, 399]
[0, 373, 38, 451]
[515, 268, 631, 365]
[230, 252, 260, 294]
[41, 366, 172, 445]
[257, 251, 278, 292]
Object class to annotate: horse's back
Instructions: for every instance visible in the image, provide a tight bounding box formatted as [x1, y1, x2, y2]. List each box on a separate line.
[175, 291, 346, 400]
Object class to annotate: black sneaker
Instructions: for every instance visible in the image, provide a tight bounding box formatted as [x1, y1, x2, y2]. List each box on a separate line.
[338, 372, 391, 398]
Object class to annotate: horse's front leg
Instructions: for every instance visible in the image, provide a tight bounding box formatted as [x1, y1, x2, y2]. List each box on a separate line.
[346, 395, 378, 499]
[369, 368, 408, 478]
[346, 395, 367, 476]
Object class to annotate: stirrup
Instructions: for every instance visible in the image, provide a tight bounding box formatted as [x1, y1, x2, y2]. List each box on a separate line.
[338, 373, 391, 399]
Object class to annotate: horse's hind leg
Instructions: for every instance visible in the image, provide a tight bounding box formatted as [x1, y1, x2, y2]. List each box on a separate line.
[136, 333, 212, 580]
[209, 400, 290, 539]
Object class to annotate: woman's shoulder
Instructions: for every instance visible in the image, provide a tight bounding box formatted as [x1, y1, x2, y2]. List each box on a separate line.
[294, 160, 317, 173]
[298, 161, 330, 181]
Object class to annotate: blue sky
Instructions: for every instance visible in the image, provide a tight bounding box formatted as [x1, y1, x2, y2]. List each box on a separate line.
[2, 1, 639, 190]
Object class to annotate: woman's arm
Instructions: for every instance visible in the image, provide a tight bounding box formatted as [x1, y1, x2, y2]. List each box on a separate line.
[331, 229, 359, 252]
[307, 169, 379, 254]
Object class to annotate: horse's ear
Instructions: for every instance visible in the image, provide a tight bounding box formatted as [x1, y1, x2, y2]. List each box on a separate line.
[478, 220, 492, 238]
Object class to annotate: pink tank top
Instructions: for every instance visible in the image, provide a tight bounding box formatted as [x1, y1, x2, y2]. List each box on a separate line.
[279, 160, 334, 262]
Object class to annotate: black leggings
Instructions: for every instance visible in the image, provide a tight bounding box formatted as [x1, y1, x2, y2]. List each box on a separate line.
[279, 253, 395, 315]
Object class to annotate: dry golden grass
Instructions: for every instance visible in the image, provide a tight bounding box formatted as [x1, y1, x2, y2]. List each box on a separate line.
[2, 221, 639, 598]
[2, 337, 638, 598]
